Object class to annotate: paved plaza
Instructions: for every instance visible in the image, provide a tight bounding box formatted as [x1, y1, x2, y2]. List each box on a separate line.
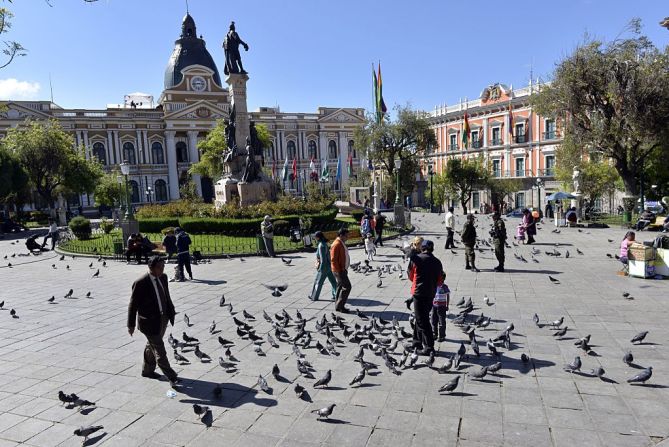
[0, 212, 668, 447]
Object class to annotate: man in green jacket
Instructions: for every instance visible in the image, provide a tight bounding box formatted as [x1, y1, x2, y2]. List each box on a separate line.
[308, 231, 337, 301]
[462, 214, 479, 272]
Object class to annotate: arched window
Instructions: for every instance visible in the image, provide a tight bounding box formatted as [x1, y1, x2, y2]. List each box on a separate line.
[176, 141, 188, 162]
[287, 140, 296, 159]
[123, 142, 136, 164]
[154, 179, 168, 202]
[92, 142, 106, 165]
[152, 142, 165, 164]
[308, 140, 317, 159]
[348, 140, 356, 159]
[129, 180, 140, 203]
[328, 140, 338, 159]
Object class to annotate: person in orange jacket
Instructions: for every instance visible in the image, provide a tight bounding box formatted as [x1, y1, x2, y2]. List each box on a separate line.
[330, 227, 352, 313]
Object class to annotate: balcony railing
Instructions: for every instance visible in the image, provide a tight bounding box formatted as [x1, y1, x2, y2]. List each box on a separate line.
[449, 144, 459, 151]
[543, 131, 557, 140]
[471, 140, 481, 149]
[492, 170, 502, 178]
[490, 138, 502, 146]
[538, 168, 555, 177]
[514, 134, 526, 144]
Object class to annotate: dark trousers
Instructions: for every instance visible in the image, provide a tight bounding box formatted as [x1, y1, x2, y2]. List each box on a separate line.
[177, 252, 192, 279]
[142, 316, 178, 381]
[412, 296, 434, 350]
[263, 237, 276, 257]
[431, 305, 447, 338]
[126, 247, 142, 263]
[41, 231, 58, 250]
[445, 228, 455, 248]
[464, 244, 476, 268]
[374, 228, 384, 246]
[494, 241, 505, 268]
[333, 270, 352, 310]
[310, 269, 337, 301]
[527, 233, 536, 244]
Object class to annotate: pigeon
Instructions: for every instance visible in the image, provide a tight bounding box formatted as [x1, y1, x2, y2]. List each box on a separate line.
[262, 283, 288, 297]
[313, 369, 332, 388]
[64, 289, 73, 298]
[272, 364, 280, 379]
[74, 425, 104, 443]
[565, 250, 570, 258]
[487, 362, 502, 375]
[173, 349, 189, 364]
[52, 264, 57, 269]
[553, 326, 569, 338]
[437, 357, 453, 373]
[209, 321, 216, 334]
[590, 367, 605, 378]
[193, 404, 210, 419]
[455, 297, 465, 307]
[311, 403, 336, 419]
[630, 331, 648, 344]
[47, 296, 55, 303]
[564, 356, 582, 372]
[218, 357, 236, 370]
[623, 351, 634, 366]
[548, 276, 560, 284]
[533, 313, 540, 327]
[576, 248, 583, 255]
[281, 257, 292, 265]
[218, 336, 233, 346]
[194, 345, 211, 361]
[377, 279, 383, 288]
[356, 308, 369, 320]
[58, 391, 77, 405]
[627, 367, 652, 384]
[349, 369, 366, 386]
[520, 353, 529, 363]
[438, 375, 460, 393]
[10, 308, 17, 318]
[85, 291, 91, 298]
[183, 314, 190, 326]
[294, 383, 305, 398]
[92, 269, 99, 278]
[468, 366, 488, 380]
[88, 262, 93, 268]
[182, 332, 199, 343]
[0, 300, 3, 309]
[550, 317, 564, 328]
[219, 295, 227, 307]
[257, 375, 270, 393]
[72, 396, 95, 410]
[486, 339, 498, 356]
[243, 309, 255, 320]
[622, 292, 633, 300]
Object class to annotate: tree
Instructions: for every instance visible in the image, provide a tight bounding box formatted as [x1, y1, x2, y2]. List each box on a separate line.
[354, 105, 436, 202]
[93, 170, 123, 208]
[3, 119, 103, 214]
[488, 178, 522, 210]
[0, 2, 27, 69]
[443, 157, 488, 215]
[0, 146, 27, 200]
[531, 19, 669, 197]
[191, 120, 272, 179]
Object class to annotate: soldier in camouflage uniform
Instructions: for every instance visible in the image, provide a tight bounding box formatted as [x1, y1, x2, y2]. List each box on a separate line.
[491, 212, 507, 272]
[461, 214, 479, 272]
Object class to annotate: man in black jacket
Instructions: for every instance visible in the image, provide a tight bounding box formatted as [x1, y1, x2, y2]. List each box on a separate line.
[408, 240, 443, 355]
[461, 214, 479, 272]
[127, 256, 180, 387]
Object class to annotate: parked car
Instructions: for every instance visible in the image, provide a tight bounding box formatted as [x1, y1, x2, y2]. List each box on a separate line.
[505, 207, 524, 218]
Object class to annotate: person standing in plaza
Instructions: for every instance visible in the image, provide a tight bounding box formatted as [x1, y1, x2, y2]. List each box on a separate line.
[175, 227, 193, 281]
[461, 214, 479, 272]
[41, 218, 59, 250]
[431, 278, 449, 342]
[127, 256, 180, 387]
[261, 215, 276, 257]
[374, 211, 387, 246]
[162, 230, 177, 263]
[522, 208, 537, 244]
[308, 231, 337, 301]
[330, 227, 352, 313]
[444, 206, 456, 249]
[408, 240, 444, 355]
[492, 211, 507, 272]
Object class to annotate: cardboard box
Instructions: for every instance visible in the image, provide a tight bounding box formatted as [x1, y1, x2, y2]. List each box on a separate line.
[629, 244, 655, 261]
[629, 260, 656, 278]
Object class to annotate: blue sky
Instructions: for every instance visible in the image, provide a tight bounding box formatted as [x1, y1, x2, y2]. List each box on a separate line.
[1, 0, 667, 113]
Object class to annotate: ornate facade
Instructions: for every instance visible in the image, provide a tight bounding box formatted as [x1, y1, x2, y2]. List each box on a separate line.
[0, 13, 365, 212]
[427, 82, 563, 211]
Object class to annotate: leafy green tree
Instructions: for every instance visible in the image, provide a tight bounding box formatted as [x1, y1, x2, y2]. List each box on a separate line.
[179, 179, 202, 203]
[531, 20, 669, 197]
[0, 145, 27, 200]
[3, 119, 103, 214]
[354, 105, 436, 203]
[443, 157, 488, 215]
[488, 178, 522, 210]
[93, 170, 124, 208]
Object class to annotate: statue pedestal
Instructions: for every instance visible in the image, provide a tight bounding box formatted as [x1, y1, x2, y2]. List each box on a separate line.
[226, 73, 250, 149]
[394, 204, 405, 228]
[237, 180, 276, 206]
[571, 192, 582, 215]
[214, 177, 240, 209]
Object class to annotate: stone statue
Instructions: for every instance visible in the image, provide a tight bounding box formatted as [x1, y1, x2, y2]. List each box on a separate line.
[249, 121, 260, 156]
[572, 165, 581, 193]
[223, 105, 237, 163]
[241, 137, 260, 183]
[222, 21, 249, 75]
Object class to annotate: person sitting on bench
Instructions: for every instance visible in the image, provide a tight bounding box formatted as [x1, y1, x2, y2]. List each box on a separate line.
[635, 209, 656, 231]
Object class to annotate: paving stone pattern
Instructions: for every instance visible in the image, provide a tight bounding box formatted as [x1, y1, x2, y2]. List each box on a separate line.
[0, 212, 667, 446]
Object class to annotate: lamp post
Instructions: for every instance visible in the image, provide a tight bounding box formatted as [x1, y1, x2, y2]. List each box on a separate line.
[145, 186, 153, 204]
[428, 163, 434, 213]
[116, 174, 125, 218]
[536, 177, 543, 214]
[120, 160, 133, 220]
[394, 158, 402, 205]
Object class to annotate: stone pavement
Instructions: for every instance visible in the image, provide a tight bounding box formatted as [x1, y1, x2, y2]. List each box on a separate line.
[0, 212, 667, 447]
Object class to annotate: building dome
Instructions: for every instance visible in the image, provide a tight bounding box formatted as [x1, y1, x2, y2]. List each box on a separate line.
[164, 13, 222, 90]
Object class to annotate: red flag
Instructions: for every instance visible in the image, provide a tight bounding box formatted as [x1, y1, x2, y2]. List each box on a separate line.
[508, 102, 514, 136]
[292, 157, 297, 179]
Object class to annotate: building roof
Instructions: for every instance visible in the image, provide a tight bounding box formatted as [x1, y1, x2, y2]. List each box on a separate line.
[164, 13, 222, 90]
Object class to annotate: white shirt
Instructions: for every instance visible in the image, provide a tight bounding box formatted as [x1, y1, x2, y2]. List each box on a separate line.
[445, 212, 454, 229]
[49, 223, 58, 233]
[149, 273, 164, 314]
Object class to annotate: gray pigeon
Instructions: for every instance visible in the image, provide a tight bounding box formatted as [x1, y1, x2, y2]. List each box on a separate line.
[349, 369, 366, 386]
[590, 367, 605, 379]
[73, 425, 103, 442]
[627, 367, 652, 384]
[183, 313, 190, 326]
[468, 366, 488, 380]
[563, 356, 582, 373]
[437, 357, 453, 373]
[487, 362, 502, 375]
[294, 383, 305, 398]
[630, 331, 648, 344]
[311, 403, 336, 419]
[257, 375, 270, 393]
[313, 369, 332, 388]
[623, 351, 633, 366]
[438, 375, 460, 393]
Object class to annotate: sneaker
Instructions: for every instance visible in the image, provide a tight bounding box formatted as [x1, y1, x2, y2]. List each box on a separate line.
[141, 372, 161, 380]
[465, 265, 471, 270]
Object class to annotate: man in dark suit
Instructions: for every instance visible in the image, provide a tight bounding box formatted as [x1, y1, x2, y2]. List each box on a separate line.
[127, 256, 180, 387]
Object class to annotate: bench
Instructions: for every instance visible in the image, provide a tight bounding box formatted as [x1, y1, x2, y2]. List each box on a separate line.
[647, 215, 667, 231]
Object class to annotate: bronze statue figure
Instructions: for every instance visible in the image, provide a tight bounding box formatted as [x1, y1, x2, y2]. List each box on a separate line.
[241, 137, 260, 183]
[222, 21, 249, 75]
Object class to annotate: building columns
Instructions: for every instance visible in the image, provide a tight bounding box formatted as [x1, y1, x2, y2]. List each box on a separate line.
[338, 131, 348, 187]
[136, 130, 144, 164]
[187, 130, 202, 196]
[106, 130, 114, 165]
[82, 130, 90, 159]
[165, 131, 179, 200]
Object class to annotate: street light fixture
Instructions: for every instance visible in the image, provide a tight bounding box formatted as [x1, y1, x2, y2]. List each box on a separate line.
[394, 158, 402, 205]
[536, 177, 543, 212]
[428, 164, 434, 213]
[145, 186, 153, 204]
[119, 160, 134, 220]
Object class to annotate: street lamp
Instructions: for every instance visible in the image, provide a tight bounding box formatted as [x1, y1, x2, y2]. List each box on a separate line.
[428, 164, 434, 213]
[536, 177, 543, 213]
[145, 186, 153, 204]
[116, 174, 125, 217]
[119, 160, 134, 220]
[394, 158, 402, 205]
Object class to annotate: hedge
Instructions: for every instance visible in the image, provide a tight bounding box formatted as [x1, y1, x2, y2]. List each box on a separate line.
[139, 207, 339, 234]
